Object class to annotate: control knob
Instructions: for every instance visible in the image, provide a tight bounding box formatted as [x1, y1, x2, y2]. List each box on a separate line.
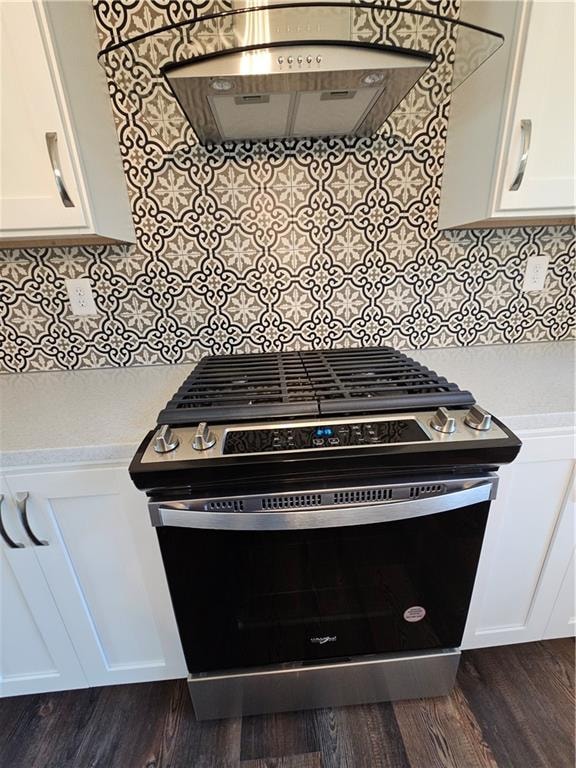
[154, 425, 179, 453]
[464, 405, 492, 431]
[192, 422, 216, 451]
[430, 407, 456, 434]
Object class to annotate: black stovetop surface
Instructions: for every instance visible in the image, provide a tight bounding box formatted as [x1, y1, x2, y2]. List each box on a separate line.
[157, 347, 475, 425]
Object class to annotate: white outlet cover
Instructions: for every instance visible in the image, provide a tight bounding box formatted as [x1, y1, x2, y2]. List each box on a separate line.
[522, 255, 550, 292]
[65, 278, 98, 316]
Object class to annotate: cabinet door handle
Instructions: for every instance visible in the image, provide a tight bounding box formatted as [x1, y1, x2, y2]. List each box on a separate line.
[0, 494, 25, 549]
[45, 131, 75, 208]
[16, 493, 49, 547]
[509, 119, 532, 191]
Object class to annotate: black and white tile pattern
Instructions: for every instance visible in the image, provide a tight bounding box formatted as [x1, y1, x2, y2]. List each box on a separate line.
[0, 0, 574, 373]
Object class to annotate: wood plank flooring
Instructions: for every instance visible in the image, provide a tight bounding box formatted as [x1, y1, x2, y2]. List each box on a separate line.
[1, 640, 573, 768]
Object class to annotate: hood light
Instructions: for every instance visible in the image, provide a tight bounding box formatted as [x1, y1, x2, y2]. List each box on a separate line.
[362, 72, 385, 86]
[211, 78, 234, 91]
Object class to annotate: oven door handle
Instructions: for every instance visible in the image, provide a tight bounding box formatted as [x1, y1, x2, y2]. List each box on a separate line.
[151, 481, 496, 531]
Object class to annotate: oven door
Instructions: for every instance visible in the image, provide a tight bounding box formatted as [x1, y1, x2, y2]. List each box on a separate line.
[151, 476, 496, 673]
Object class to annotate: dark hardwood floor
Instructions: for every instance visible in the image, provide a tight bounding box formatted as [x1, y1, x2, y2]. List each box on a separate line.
[1, 640, 574, 768]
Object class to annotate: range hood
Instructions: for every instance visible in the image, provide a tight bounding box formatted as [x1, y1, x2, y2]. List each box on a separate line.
[98, 2, 504, 145]
[165, 44, 432, 143]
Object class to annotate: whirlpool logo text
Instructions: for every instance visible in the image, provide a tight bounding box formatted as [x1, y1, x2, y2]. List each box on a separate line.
[310, 636, 337, 645]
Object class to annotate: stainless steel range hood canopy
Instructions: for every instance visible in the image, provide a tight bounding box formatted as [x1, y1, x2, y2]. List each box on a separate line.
[165, 44, 432, 143]
[98, 2, 504, 146]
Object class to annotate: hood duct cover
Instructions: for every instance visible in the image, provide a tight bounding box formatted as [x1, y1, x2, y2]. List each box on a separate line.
[98, 2, 504, 145]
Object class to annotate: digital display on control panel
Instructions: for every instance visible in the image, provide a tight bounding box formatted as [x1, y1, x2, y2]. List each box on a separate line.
[223, 419, 430, 455]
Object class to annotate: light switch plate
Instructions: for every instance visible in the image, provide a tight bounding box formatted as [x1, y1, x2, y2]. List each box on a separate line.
[65, 278, 98, 315]
[522, 255, 550, 292]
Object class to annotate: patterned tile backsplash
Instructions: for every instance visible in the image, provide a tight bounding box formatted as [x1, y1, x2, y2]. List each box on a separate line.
[0, 1, 574, 374]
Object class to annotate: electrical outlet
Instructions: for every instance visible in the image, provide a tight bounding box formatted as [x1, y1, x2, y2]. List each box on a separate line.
[522, 255, 550, 292]
[65, 278, 98, 316]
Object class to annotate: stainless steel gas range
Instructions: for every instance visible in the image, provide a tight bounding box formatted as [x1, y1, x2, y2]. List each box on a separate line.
[129, 346, 521, 720]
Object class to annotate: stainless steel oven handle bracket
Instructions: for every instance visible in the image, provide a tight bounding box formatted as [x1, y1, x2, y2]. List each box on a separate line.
[151, 480, 497, 531]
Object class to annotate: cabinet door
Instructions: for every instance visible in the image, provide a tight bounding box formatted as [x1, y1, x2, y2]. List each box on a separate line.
[542, 472, 575, 640]
[545, 553, 576, 640]
[5, 468, 186, 687]
[0, 480, 87, 697]
[462, 432, 575, 649]
[0, 0, 86, 232]
[498, 1, 575, 214]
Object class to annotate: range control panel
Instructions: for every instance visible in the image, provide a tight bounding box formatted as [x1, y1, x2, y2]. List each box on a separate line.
[223, 419, 430, 455]
[141, 407, 509, 464]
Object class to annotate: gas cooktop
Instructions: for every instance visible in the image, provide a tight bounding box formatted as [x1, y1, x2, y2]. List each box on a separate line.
[129, 346, 522, 494]
[157, 346, 475, 424]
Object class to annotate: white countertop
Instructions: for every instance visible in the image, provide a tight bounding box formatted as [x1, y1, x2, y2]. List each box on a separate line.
[1, 341, 574, 468]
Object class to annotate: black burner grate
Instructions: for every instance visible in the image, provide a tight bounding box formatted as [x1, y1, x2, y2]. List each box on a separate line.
[301, 348, 473, 415]
[159, 352, 318, 423]
[157, 347, 474, 424]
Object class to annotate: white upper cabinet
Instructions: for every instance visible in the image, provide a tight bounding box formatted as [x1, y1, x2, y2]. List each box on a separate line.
[0, 0, 134, 247]
[497, 2, 575, 214]
[0, 2, 85, 233]
[439, 0, 575, 229]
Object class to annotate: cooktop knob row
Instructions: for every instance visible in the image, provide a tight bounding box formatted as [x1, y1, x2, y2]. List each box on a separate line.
[153, 425, 179, 454]
[464, 405, 492, 431]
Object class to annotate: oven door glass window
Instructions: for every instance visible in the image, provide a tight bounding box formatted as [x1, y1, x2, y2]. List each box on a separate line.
[157, 503, 489, 673]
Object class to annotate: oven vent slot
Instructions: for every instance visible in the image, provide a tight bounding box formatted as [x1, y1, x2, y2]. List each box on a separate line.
[332, 488, 393, 504]
[261, 494, 323, 509]
[207, 499, 244, 512]
[408, 484, 445, 499]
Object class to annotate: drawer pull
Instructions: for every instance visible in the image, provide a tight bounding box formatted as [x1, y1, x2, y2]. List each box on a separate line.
[0, 494, 25, 549]
[45, 131, 75, 207]
[509, 119, 532, 191]
[16, 493, 49, 547]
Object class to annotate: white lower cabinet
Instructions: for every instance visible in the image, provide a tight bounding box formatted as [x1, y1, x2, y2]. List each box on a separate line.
[1, 467, 185, 696]
[462, 431, 575, 649]
[542, 479, 576, 641]
[0, 478, 87, 697]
